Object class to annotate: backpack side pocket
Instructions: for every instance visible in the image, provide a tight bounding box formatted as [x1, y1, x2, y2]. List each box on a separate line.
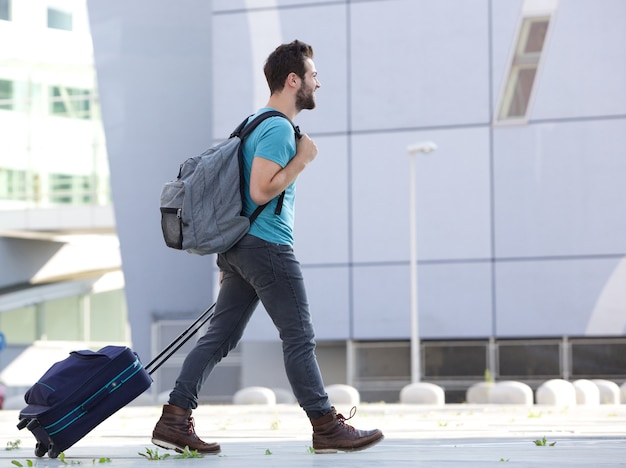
[160, 181, 184, 250]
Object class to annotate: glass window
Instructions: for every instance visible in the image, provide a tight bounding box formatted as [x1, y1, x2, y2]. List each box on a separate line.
[497, 341, 560, 378]
[47, 7, 73, 31]
[50, 85, 91, 119]
[0, 79, 13, 110]
[89, 290, 128, 342]
[0, 306, 37, 344]
[571, 341, 626, 378]
[424, 342, 488, 378]
[43, 296, 82, 340]
[0, 168, 28, 200]
[0, 290, 130, 346]
[525, 20, 549, 53]
[0, 0, 10, 21]
[49, 173, 94, 205]
[497, 17, 550, 122]
[355, 342, 410, 379]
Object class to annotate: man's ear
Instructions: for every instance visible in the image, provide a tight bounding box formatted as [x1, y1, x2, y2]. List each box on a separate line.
[287, 72, 299, 88]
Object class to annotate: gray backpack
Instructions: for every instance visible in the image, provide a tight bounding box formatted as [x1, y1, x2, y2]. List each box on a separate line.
[160, 110, 299, 255]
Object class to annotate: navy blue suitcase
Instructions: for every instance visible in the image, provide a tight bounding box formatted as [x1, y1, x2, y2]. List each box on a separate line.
[17, 346, 152, 458]
[17, 304, 215, 459]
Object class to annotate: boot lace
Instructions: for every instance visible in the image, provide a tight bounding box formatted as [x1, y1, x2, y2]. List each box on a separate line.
[186, 416, 197, 436]
[336, 406, 358, 433]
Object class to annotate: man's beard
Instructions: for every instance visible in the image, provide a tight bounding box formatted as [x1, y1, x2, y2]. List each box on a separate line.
[296, 85, 316, 111]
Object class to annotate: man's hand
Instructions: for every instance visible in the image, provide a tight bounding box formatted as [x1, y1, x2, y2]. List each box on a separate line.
[249, 133, 318, 206]
[296, 133, 318, 165]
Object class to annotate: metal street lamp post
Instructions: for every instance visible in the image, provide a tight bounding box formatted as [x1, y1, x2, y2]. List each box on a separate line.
[407, 141, 437, 383]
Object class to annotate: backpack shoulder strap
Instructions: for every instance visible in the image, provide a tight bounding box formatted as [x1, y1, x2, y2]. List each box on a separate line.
[233, 109, 300, 140]
[234, 110, 301, 222]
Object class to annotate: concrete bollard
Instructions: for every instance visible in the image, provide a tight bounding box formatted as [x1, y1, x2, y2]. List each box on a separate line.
[535, 379, 576, 406]
[465, 382, 493, 404]
[591, 379, 620, 405]
[620, 382, 626, 404]
[233, 386, 276, 405]
[488, 381, 533, 406]
[326, 384, 360, 406]
[399, 383, 445, 405]
[272, 387, 296, 404]
[572, 379, 600, 406]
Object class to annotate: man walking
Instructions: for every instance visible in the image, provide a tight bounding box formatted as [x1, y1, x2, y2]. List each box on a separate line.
[152, 39, 383, 455]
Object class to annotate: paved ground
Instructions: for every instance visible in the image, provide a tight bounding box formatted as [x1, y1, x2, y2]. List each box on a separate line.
[1, 403, 625, 467]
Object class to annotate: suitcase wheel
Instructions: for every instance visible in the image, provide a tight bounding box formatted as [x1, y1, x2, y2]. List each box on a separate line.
[17, 418, 29, 430]
[35, 442, 48, 458]
[48, 445, 61, 459]
[26, 419, 41, 430]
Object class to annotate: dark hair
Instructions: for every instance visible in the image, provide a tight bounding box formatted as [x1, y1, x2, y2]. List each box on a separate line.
[264, 40, 314, 94]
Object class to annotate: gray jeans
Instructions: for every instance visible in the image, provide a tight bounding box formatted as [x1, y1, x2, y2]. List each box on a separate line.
[168, 234, 331, 419]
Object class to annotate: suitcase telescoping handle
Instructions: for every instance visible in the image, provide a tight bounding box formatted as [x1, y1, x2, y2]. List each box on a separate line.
[144, 303, 216, 375]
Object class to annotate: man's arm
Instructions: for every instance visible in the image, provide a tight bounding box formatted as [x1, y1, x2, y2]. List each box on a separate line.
[249, 133, 318, 205]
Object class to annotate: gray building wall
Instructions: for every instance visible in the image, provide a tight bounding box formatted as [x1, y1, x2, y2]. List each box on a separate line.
[88, 1, 217, 364]
[89, 0, 626, 400]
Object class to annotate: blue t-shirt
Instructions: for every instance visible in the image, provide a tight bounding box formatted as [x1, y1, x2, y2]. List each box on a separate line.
[241, 108, 297, 245]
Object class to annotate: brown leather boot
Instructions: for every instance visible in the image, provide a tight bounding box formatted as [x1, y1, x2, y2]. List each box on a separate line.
[310, 406, 383, 453]
[151, 404, 221, 454]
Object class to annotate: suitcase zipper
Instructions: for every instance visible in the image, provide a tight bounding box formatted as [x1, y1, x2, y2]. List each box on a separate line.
[45, 357, 146, 435]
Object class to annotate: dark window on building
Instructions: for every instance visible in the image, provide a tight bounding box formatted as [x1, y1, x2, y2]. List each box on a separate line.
[0, 79, 13, 110]
[424, 343, 488, 378]
[47, 7, 73, 31]
[571, 341, 626, 378]
[497, 17, 550, 122]
[356, 343, 410, 379]
[50, 85, 91, 119]
[49, 173, 93, 204]
[0, 168, 28, 200]
[498, 342, 560, 378]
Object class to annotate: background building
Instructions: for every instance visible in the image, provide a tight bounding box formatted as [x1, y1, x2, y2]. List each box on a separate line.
[0, 0, 128, 399]
[1, 0, 625, 404]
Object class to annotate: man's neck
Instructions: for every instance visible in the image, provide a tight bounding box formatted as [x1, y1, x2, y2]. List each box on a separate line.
[266, 96, 298, 121]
